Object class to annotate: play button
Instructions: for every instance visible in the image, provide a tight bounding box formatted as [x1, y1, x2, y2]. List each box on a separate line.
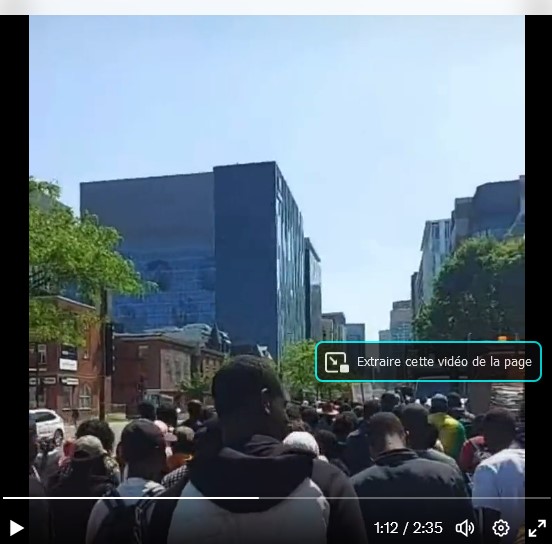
[10, 521, 24, 537]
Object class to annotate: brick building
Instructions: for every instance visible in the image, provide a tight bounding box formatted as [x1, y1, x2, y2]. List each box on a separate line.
[29, 296, 109, 420]
[112, 333, 225, 415]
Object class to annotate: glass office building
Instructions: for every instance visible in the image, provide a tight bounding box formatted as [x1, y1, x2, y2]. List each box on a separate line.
[81, 162, 307, 359]
[305, 238, 322, 341]
[80, 173, 216, 332]
[214, 162, 306, 359]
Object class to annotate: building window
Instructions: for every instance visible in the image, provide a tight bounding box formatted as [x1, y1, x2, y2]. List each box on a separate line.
[138, 345, 149, 359]
[79, 383, 92, 410]
[82, 330, 90, 359]
[431, 223, 440, 240]
[29, 387, 46, 409]
[62, 385, 74, 409]
[38, 344, 47, 366]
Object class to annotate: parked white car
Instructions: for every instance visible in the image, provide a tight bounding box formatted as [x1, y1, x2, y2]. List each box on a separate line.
[29, 409, 65, 446]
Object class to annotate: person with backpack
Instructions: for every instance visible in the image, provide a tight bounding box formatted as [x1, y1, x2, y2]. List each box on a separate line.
[85, 419, 167, 544]
[48, 435, 118, 544]
[144, 356, 368, 544]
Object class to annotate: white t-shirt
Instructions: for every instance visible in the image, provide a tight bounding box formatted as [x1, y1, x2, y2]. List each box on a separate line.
[472, 448, 525, 544]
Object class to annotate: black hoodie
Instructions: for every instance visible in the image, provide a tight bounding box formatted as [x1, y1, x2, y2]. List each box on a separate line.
[47, 456, 118, 544]
[147, 434, 367, 544]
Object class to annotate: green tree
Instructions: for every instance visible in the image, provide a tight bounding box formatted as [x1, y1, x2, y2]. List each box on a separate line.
[281, 340, 317, 396]
[415, 236, 525, 340]
[29, 176, 152, 345]
[281, 340, 350, 401]
[179, 373, 212, 401]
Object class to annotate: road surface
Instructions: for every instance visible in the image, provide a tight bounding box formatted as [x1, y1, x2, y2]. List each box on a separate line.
[67, 419, 128, 446]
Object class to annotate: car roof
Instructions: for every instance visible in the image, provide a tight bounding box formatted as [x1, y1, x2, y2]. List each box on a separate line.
[29, 408, 55, 414]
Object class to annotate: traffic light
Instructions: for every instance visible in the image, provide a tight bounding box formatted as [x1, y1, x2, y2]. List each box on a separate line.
[103, 322, 116, 376]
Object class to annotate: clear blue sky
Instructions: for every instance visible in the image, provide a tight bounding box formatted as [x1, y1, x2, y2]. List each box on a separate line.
[29, 16, 525, 339]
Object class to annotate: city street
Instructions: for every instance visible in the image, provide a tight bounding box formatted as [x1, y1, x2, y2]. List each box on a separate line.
[67, 419, 128, 446]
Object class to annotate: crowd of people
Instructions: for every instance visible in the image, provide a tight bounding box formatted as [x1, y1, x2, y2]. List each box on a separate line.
[29, 355, 526, 544]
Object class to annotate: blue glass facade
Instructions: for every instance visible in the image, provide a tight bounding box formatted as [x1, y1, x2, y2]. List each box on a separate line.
[114, 248, 215, 332]
[275, 165, 306, 355]
[214, 162, 305, 359]
[81, 163, 307, 357]
[304, 238, 322, 341]
[80, 173, 216, 333]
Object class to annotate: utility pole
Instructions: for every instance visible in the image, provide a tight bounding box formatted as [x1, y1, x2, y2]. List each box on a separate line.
[33, 343, 40, 408]
[99, 289, 113, 421]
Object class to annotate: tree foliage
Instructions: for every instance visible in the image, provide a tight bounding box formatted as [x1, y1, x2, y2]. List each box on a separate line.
[415, 236, 525, 340]
[179, 373, 212, 401]
[281, 340, 350, 400]
[29, 176, 151, 345]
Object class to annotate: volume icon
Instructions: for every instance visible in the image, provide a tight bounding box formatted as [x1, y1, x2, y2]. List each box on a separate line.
[456, 520, 475, 538]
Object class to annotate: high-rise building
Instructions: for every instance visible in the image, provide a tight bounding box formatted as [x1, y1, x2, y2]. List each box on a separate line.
[390, 300, 412, 341]
[321, 318, 335, 341]
[413, 219, 451, 315]
[451, 175, 525, 251]
[80, 173, 216, 332]
[80, 161, 306, 360]
[214, 162, 305, 360]
[411, 272, 421, 320]
[322, 312, 347, 341]
[304, 238, 322, 341]
[378, 330, 391, 341]
[346, 323, 365, 341]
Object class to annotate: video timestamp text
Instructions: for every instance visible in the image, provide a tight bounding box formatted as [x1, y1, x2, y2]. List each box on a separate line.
[373, 522, 444, 535]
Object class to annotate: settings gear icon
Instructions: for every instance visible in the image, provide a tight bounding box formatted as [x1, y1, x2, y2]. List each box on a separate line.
[492, 520, 510, 537]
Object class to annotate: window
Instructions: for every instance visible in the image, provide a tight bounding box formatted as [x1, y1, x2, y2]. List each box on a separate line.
[82, 330, 90, 359]
[34, 410, 56, 423]
[38, 344, 47, 366]
[29, 388, 46, 409]
[138, 345, 149, 359]
[79, 383, 92, 410]
[431, 223, 440, 240]
[62, 385, 74, 409]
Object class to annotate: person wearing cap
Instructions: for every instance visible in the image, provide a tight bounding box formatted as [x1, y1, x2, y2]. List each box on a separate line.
[154, 419, 178, 467]
[86, 419, 166, 544]
[161, 426, 195, 489]
[148, 355, 368, 544]
[316, 401, 338, 431]
[58, 419, 121, 484]
[283, 430, 321, 457]
[48, 435, 117, 544]
[351, 413, 476, 544]
[428, 394, 467, 460]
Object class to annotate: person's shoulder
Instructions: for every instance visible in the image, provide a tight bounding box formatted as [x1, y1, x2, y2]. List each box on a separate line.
[311, 457, 355, 496]
[480, 448, 525, 469]
[406, 455, 461, 478]
[444, 415, 462, 427]
[420, 449, 458, 467]
[350, 463, 381, 486]
[347, 428, 363, 440]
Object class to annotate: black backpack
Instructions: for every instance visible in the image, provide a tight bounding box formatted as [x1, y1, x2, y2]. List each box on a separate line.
[92, 487, 164, 544]
[141, 474, 190, 544]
